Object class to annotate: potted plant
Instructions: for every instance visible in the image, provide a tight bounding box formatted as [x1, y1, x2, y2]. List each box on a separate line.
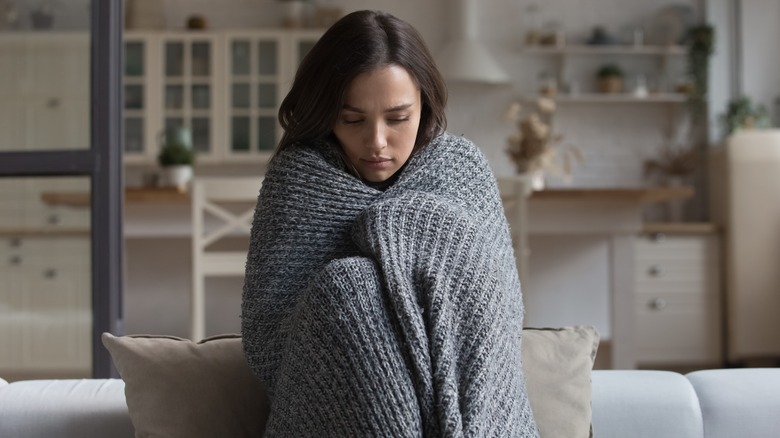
[720, 96, 770, 137]
[643, 144, 699, 222]
[596, 64, 624, 94]
[687, 24, 714, 125]
[158, 127, 196, 191]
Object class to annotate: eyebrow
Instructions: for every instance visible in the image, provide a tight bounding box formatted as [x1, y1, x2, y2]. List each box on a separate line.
[341, 103, 413, 113]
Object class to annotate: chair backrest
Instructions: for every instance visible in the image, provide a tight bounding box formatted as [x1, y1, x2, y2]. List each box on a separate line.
[498, 176, 533, 285]
[190, 176, 263, 340]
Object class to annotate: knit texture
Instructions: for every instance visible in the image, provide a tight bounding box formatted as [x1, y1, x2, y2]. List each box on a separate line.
[242, 133, 539, 437]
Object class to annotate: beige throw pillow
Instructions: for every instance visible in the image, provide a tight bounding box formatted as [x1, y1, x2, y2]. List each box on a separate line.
[101, 333, 269, 438]
[523, 326, 600, 438]
[103, 326, 598, 438]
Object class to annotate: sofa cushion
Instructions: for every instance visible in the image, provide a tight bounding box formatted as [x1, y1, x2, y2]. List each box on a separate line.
[687, 368, 780, 438]
[101, 333, 269, 438]
[103, 326, 598, 437]
[0, 378, 134, 438]
[523, 326, 599, 438]
[591, 370, 703, 438]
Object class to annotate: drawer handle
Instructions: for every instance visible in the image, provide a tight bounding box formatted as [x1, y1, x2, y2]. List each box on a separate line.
[648, 298, 667, 310]
[9, 238, 22, 248]
[48, 214, 61, 225]
[44, 268, 58, 279]
[648, 265, 663, 277]
[9, 255, 22, 266]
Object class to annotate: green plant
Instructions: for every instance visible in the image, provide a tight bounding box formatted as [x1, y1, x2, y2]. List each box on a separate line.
[687, 24, 714, 125]
[596, 64, 623, 78]
[158, 141, 195, 167]
[720, 96, 771, 136]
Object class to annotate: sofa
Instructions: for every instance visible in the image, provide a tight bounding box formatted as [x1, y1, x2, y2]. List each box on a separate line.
[2, 368, 780, 437]
[1, 329, 779, 438]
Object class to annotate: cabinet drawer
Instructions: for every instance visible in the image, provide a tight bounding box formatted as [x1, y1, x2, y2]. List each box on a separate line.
[634, 231, 723, 365]
[635, 292, 721, 363]
[636, 258, 715, 282]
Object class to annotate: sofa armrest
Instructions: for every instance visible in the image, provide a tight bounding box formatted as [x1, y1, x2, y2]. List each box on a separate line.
[687, 368, 780, 438]
[591, 370, 704, 438]
[0, 379, 134, 438]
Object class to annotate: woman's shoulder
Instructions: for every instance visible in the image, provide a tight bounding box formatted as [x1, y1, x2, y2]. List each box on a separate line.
[434, 132, 477, 148]
[423, 132, 488, 167]
[269, 139, 343, 170]
[428, 132, 482, 157]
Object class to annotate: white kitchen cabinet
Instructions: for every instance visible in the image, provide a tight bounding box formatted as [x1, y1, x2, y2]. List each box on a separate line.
[122, 29, 321, 165]
[123, 33, 160, 164]
[0, 236, 91, 373]
[2, 30, 321, 163]
[222, 29, 320, 161]
[0, 33, 90, 152]
[634, 228, 723, 366]
[123, 32, 226, 164]
[0, 179, 25, 229]
[158, 32, 225, 163]
[0, 177, 90, 232]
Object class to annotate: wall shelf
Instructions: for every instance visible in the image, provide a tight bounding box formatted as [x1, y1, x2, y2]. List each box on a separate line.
[522, 44, 689, 56]
[530, 93, 688, 103]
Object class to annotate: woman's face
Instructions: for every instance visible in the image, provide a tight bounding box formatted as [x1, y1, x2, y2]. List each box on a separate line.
[332, 64, 422, 182]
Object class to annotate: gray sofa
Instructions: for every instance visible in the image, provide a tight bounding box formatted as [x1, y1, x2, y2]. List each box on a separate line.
[1, 368, 779, 437]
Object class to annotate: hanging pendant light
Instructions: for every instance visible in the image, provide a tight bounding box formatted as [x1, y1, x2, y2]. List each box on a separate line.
[435, 0, 510, 84]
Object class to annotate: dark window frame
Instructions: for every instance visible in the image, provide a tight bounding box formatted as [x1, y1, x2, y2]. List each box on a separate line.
[0, 0, 124, 378]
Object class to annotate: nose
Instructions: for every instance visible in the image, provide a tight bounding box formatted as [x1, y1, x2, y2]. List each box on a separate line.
[368, 121, 388, 151]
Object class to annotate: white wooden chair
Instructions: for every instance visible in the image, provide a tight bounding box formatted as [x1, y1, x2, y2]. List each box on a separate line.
[498, 176, 533, 286]
[190, 177, 263, 341]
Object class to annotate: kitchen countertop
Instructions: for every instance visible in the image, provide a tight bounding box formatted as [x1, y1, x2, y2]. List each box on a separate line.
[41, 187, 190, 207]
[41, 185, 694, 208]
[529, 186, 694, 203]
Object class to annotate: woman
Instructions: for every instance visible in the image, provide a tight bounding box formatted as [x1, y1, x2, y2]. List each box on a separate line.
[242, 10, 539, 437]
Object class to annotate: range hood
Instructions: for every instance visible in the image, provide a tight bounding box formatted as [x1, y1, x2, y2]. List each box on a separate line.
[435, 0, 510, 84]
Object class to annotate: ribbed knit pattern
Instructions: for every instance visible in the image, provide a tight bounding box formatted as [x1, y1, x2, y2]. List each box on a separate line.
[242, 133, 539, 437]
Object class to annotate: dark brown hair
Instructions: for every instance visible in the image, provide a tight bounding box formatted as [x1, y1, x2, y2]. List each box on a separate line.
[276, 10, 447, 155]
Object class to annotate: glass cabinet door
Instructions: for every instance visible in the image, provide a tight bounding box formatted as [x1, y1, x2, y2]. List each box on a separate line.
[226, 34, 280, 158]
[161, 36, 218, 161]
[123, 38, 148, 160]
[225, 31, 320, 161]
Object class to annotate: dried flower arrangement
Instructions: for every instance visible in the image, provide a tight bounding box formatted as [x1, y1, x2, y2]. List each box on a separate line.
[505, 97, 583, 181]
[643, 144, 699, 180]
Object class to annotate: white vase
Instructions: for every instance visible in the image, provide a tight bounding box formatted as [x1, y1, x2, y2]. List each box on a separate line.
[518, 169, 545, 192]
[281, 0, 306, 28]
[163, 165, 193, 191]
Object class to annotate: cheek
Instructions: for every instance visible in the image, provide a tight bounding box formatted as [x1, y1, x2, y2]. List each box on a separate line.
[333, 129, 362, 160]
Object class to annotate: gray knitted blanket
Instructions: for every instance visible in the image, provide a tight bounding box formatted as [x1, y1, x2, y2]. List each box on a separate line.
[242, 133, 539, 437]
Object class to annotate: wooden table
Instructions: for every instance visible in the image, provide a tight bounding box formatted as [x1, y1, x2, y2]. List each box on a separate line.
[41, 187, 190, 208]
[500, 182, 694, 369]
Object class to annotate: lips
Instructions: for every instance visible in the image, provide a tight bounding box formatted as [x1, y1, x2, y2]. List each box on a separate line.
[362, 157, 392, 169]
